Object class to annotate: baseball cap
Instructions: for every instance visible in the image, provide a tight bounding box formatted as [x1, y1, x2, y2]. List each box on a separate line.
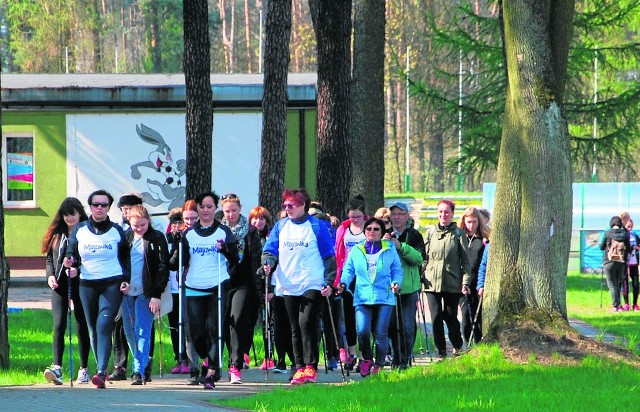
[389, 202, 409, 212]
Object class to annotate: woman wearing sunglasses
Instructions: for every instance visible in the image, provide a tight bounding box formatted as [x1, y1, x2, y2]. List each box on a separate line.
[338, 218, 403, 377]
[64, 189, 131, 388]
[220, 194, 262, 384]
[261, 188, 336, 385]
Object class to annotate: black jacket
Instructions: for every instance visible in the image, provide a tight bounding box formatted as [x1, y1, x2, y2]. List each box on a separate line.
[599, 227, 631, 265]
[126, 228, 170, 299]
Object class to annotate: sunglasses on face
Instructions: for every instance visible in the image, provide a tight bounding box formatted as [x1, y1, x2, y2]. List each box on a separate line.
[281, 203, 299, 210]
[91, 202, 109, 208]
[365, 227, 381, 232]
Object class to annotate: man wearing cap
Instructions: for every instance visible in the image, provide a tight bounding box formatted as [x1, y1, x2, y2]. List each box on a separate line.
[383, 202, 426, 369]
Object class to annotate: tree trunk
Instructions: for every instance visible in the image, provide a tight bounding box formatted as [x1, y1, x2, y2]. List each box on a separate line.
[484, 0, 575, 337]
[183, 0, 213, 200]
[259, 0, 292, 217]
[244, 0, 254, 73]
[147, 1, 162, 72]
[350, 0, 385, 212]
[0, 78, 9, 368]
[312, 0, 352, 216]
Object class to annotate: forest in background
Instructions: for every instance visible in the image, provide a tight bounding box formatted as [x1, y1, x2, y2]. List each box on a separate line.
[1, 0, 639, 193]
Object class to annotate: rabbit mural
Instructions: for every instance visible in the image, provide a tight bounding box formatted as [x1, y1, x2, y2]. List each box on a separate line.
[130, 123, 186, 210]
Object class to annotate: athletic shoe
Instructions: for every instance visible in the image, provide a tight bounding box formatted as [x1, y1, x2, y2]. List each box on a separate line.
[611, 306, 620, 313]
[384, 354, 393, 367]
[621, 304, 630, 311]
[229, 365, 243, 384]
[44, 365, 63, 385]
[91, 372, 107, 389]
[273, 360, 288, 374]
[203, 373, 215, 390]
[371, 364, 381, 375]
[339, 348, 347, 364]
[76, 367, 89, 384]
[327, 357, 338, 371]
[108, 367, 126, 381]
[187, 368, 200, 385]
[260, 358, 275, 370]
[171, 362, 183, 374]
[452, 347, 462, 356]
[359, 360, 372, 377]
[634, 305, 640, 311]
[345, 355, 357, 371]
[144, 361, 152, 383]
[302, 365, 317, 383]
[290, 368, 306, 385]
[243, 353, 251, 369]
[131, 372, 143, 386]
[180, 362, 191, 374]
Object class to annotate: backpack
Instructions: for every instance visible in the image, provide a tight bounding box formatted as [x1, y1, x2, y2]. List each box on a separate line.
[608, 237, 626, 262]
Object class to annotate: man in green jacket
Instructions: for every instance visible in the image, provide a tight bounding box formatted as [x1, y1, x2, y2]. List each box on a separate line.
[383, 202, 426, 369]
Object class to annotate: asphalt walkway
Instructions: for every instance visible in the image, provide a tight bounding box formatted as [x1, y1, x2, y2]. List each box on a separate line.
[4, 269, 625, 411]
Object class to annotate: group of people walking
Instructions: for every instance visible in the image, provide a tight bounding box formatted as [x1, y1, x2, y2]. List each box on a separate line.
[42, 188, 491, 389]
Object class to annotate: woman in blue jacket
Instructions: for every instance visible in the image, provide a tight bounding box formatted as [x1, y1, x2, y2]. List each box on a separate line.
[339, 218, 403, 377]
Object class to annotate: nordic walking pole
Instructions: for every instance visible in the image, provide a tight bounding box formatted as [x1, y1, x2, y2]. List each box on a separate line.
[417, 292, 433, 362]
[262, 261, 271, 381]
[178, 234, 184, 362]
[468, 296, 483, 347]
[66, 267, 74, 387]
[394, 294, 403, 368]
[396, 293, 410, 366]
[325, 295, 346, 381]
[157, 313, 163, 377]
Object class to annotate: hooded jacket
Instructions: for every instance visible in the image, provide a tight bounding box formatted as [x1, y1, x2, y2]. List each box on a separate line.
[424, 222, 472, 293]
[599, 226, 631, 265]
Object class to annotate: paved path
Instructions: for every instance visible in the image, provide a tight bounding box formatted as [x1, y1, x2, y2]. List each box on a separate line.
[4, 269, 624, 411]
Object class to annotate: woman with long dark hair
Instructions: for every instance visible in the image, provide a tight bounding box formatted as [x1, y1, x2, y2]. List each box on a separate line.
[42, 197, 91, 385]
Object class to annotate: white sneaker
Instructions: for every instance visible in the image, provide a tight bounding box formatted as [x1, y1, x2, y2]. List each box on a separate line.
[76, 368, 89, 384]
[44, 365, 63, 385]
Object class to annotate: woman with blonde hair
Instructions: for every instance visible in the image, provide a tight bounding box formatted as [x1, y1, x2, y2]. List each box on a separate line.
[457, 206, 490, 345]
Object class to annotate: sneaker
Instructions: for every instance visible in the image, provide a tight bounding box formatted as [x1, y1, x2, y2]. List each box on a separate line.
[273, 359, 288, 373]
[290, 368, 306, 385]
[260, 358, 275, 370]
[345, 355, 357, 371]
[339, 348, 347, 364]
[91, 372, 107, 389]
[143, 361, 152, 383]
[384, 354, 393, 366]
[611, 306, 620, 313]
[76, 367, 89, 384]
[229, 365, 243, 384]
[179, 361, 191, 374]
[131, 372, 143, 386]
[44, 365, 63, 385]
[302, 365, 317, 383]
[108, 367, 126, 381]
[452, 347, 462, 356]
[171, 362, 183, 374]
[621, 304, 630, 311]
[243, 353, 251, 369]
[187, 368, 200, 385]
[327, 357, 338, 371]
[371, 364, 381, 375]
[634, 305, 640, 311]
[359, 360, 372, 377]
[203, 371, 216, 390]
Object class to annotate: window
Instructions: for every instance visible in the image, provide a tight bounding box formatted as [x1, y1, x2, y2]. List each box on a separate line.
[3, 133, 35, 208]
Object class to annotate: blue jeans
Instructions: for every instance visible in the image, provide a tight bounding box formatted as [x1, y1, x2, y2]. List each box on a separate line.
[356, 304, 393, 367]
[121, 294, 155, 377]
[388, 291, 418, 366]
[79, 278, 123, 373]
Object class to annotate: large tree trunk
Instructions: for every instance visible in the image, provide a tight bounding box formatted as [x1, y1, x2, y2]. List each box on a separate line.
[259, 0, 292, 217]
[184, 0, 213, 199]
[484, 0, 574, 338]
[350, 0, 385, 212]
[0, 77, 9, 368]
[311, 0, 352, 217]
[147, 1, 162, 72]
[244, 0, 254, 73]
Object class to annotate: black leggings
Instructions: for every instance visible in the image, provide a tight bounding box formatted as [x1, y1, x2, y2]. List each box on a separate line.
[51, 276, 90, 368]
[425, 291, 463, 356]
[341, 291, 357, 348]
[272, 296, 293, 366]
[185, 283, 228, 368]
[226, 286, 258, 369]
[284, 290, 322, 370]
[322, 294, 344, 359]
[626, 264, 640, 306]
[167, 292, 187, 362]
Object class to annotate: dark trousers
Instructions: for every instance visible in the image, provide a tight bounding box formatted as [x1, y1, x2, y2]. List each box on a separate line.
[604, 261, 626, 308]
[460, 291, 482, 344]
[388, 291, 418, 366]
[167, 292, 187, 362]
[185, 282, 228, 368]
[341, 290, 358, 347]
[272, 296, 293, 366]
[322, 294, 344, 359]
[425, 291, 463, 356]
[51, 276, 90, 368]
[226, 286, 258, 369]
[284, 290, 322, 370]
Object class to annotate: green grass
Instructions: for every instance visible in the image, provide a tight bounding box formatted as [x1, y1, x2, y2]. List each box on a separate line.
[221, 346, 639, 411]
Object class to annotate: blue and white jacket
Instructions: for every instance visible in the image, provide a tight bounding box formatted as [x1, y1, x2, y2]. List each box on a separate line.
[340, 240, 403, 306]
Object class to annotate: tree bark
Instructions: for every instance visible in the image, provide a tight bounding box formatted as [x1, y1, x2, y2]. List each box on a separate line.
[312, 0, 352, 217]
[183, 0, 213, 200]
[484, 0, 575, 337]
[0, 75, 9, 368]
[244, 0, 254, 73]
[350, 0, 385, 212]
[259, 0, 292, 217]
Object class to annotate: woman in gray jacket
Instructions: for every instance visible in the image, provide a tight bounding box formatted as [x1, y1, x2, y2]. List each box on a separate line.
[599, 216, 631, 312]
[423, 200, 471, 360]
